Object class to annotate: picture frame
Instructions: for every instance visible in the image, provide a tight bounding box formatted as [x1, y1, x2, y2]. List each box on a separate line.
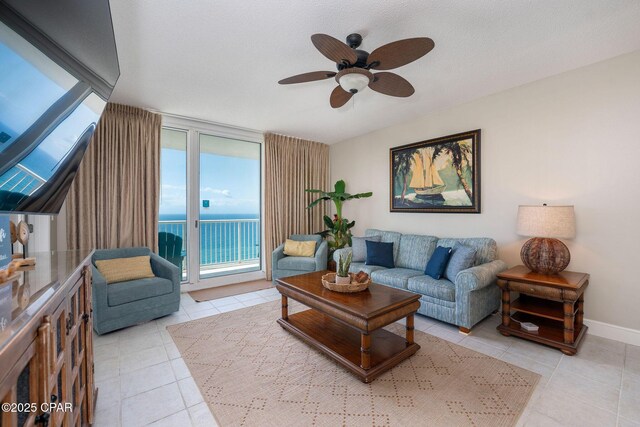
[389, 129, 481, 213]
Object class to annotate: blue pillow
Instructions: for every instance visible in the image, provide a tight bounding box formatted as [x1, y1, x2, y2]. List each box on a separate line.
[365, 241, 395, 268]
[444, 243, 477, 281]
[424, 246, 453, 279]
[351, 235, 381, 262]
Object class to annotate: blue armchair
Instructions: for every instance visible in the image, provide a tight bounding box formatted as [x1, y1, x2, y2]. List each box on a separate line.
[272, 234, 328, 282]
[92, 247, 181, 335]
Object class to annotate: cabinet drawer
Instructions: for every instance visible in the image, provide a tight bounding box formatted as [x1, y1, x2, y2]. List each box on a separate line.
[509, 281, 563, 300]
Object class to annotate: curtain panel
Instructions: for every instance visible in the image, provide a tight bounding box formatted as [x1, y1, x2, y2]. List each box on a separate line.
[66, 103, 161, 252]
[264, 132, 330, 280]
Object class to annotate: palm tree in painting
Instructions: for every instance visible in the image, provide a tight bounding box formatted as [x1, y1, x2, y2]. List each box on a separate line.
[393, 150, 415, 203]
[433, 141, 473, 201]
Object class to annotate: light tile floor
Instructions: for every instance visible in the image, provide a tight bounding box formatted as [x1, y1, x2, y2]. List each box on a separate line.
[93, 287, 640, 427]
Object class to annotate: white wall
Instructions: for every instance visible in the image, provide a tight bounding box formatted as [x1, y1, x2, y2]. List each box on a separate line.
[56, 202, 68, 252]
[27, 214, 53, 254]
[331, 50, 640, 331]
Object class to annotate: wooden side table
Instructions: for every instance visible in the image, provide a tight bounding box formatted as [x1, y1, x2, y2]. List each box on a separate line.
[496, 265, 589, 355]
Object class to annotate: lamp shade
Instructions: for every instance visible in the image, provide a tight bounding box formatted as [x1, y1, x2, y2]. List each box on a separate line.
[516, 205, 576, 239]
[338, 73, 370, 94]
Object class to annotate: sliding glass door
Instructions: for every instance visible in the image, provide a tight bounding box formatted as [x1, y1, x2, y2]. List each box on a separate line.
[158, 123, 262, 285]
[198, 133, 261, 279]
[158, 128, 188, 281]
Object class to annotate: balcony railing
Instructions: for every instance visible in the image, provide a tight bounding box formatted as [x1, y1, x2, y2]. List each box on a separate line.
[158, 218, 260, 275]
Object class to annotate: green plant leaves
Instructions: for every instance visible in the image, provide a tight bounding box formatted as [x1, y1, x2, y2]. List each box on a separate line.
[307, 196, 330, 209]
[323, 215, 334, 229]
[337, 250, 352, 277]
[306, 179, 372, 250]
[351, 192, 373, 199]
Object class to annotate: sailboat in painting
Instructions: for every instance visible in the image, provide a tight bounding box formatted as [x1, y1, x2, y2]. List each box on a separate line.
[409, 147, 446, 196]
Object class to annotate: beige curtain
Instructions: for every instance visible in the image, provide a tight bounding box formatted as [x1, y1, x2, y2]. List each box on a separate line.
[264, 132, 330, 279]
[66, 103, 162, 252]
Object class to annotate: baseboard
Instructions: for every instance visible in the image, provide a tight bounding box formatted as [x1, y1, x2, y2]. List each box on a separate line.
[584, 318, 640, 346]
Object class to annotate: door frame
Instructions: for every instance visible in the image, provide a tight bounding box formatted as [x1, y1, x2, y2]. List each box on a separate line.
[161, 114, 265, 291]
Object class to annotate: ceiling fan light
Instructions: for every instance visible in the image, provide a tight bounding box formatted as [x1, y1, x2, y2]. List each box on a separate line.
[339, 73, 370, 94]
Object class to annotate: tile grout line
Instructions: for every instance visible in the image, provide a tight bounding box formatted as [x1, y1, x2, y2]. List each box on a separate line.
[522, 352, 563, 425]
[119, 376, 179, 402]
[119, 395, 123, 427]
[616, 345, 627, 425]
[544, 352, 561, 390]
[119, 377, 188, 425]
[549, 351, 622, 418]
[554, 345, 626, 390]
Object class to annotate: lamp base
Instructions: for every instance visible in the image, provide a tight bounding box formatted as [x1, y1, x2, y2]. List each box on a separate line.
[520, 237, 570, 275]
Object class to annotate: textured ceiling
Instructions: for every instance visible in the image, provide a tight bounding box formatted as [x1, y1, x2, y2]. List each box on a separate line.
[108, 0, 640, 144]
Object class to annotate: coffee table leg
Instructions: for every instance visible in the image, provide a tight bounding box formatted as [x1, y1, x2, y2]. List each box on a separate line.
[360, 333, 371, 370]
[281, 295, 288, 320]
[406, 314, 415, 345]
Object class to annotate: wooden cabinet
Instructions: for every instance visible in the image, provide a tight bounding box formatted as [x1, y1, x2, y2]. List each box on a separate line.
[0, 340, 41, 427]
[0, 251, 95, 427]
[496, 265, 589, 355]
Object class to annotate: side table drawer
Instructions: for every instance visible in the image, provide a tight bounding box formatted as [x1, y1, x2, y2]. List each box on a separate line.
[509, 281, 563, 300]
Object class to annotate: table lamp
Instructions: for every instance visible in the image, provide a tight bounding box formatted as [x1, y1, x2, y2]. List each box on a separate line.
[516, 204, 576, 274]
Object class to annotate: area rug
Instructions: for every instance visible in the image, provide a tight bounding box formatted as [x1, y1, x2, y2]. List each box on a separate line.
[188, 279, 273, 302]
[168, 301, 539, 427]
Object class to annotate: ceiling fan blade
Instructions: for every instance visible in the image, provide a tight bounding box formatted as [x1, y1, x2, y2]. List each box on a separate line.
[278, 71, 337, 85]
[368, 37, 434, 70]
[369, 72, 415, 97]
[330, 85, 353, 108]
[311, 34, 357, 65]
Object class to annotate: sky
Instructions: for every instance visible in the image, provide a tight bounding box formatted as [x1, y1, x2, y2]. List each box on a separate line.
[159, 148, 260, 217]
[0, 36, 99, 189]
[0, 42, 68, 152]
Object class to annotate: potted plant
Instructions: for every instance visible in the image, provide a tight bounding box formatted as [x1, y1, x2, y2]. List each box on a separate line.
[336, 251, 352, 284]
[306, 179, 372, 252]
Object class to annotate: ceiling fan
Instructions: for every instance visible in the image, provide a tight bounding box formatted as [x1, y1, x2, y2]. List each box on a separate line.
[278, 33, 435, 108]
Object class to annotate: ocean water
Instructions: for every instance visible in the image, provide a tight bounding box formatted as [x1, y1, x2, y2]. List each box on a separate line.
[159, 213, 260, 265]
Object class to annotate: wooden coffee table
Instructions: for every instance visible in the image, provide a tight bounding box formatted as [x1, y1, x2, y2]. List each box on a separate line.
[276, 270, 421, 383]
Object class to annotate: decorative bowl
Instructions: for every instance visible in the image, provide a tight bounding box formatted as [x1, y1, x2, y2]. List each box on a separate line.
[321, 272, 370, 293]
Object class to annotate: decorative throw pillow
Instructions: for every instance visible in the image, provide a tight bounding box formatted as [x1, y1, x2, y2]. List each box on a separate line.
[444, 243, 477, 282]
[351, 235, 381, 262]
[95, 255, 155, 284]
[365, 241, 395, 268]
[424, 246, 453, 280]
[283, 239, 316, 257]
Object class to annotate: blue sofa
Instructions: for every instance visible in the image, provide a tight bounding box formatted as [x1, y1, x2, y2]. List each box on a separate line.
[92, 247, 181, 335]
[272, 234, 328, 282]
[333, 229, 507, 332]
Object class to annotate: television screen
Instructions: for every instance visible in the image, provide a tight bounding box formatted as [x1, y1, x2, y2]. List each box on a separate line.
[0, 0, 118, 214]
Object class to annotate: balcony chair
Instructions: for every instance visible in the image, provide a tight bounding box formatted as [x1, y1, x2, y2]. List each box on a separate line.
[272, 234, 328, 282]
[158, 231, 185, 273]
[92, 247, 180, 335]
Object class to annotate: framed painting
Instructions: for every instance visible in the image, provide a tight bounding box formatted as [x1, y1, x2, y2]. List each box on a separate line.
[390, 129, 481, 213]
